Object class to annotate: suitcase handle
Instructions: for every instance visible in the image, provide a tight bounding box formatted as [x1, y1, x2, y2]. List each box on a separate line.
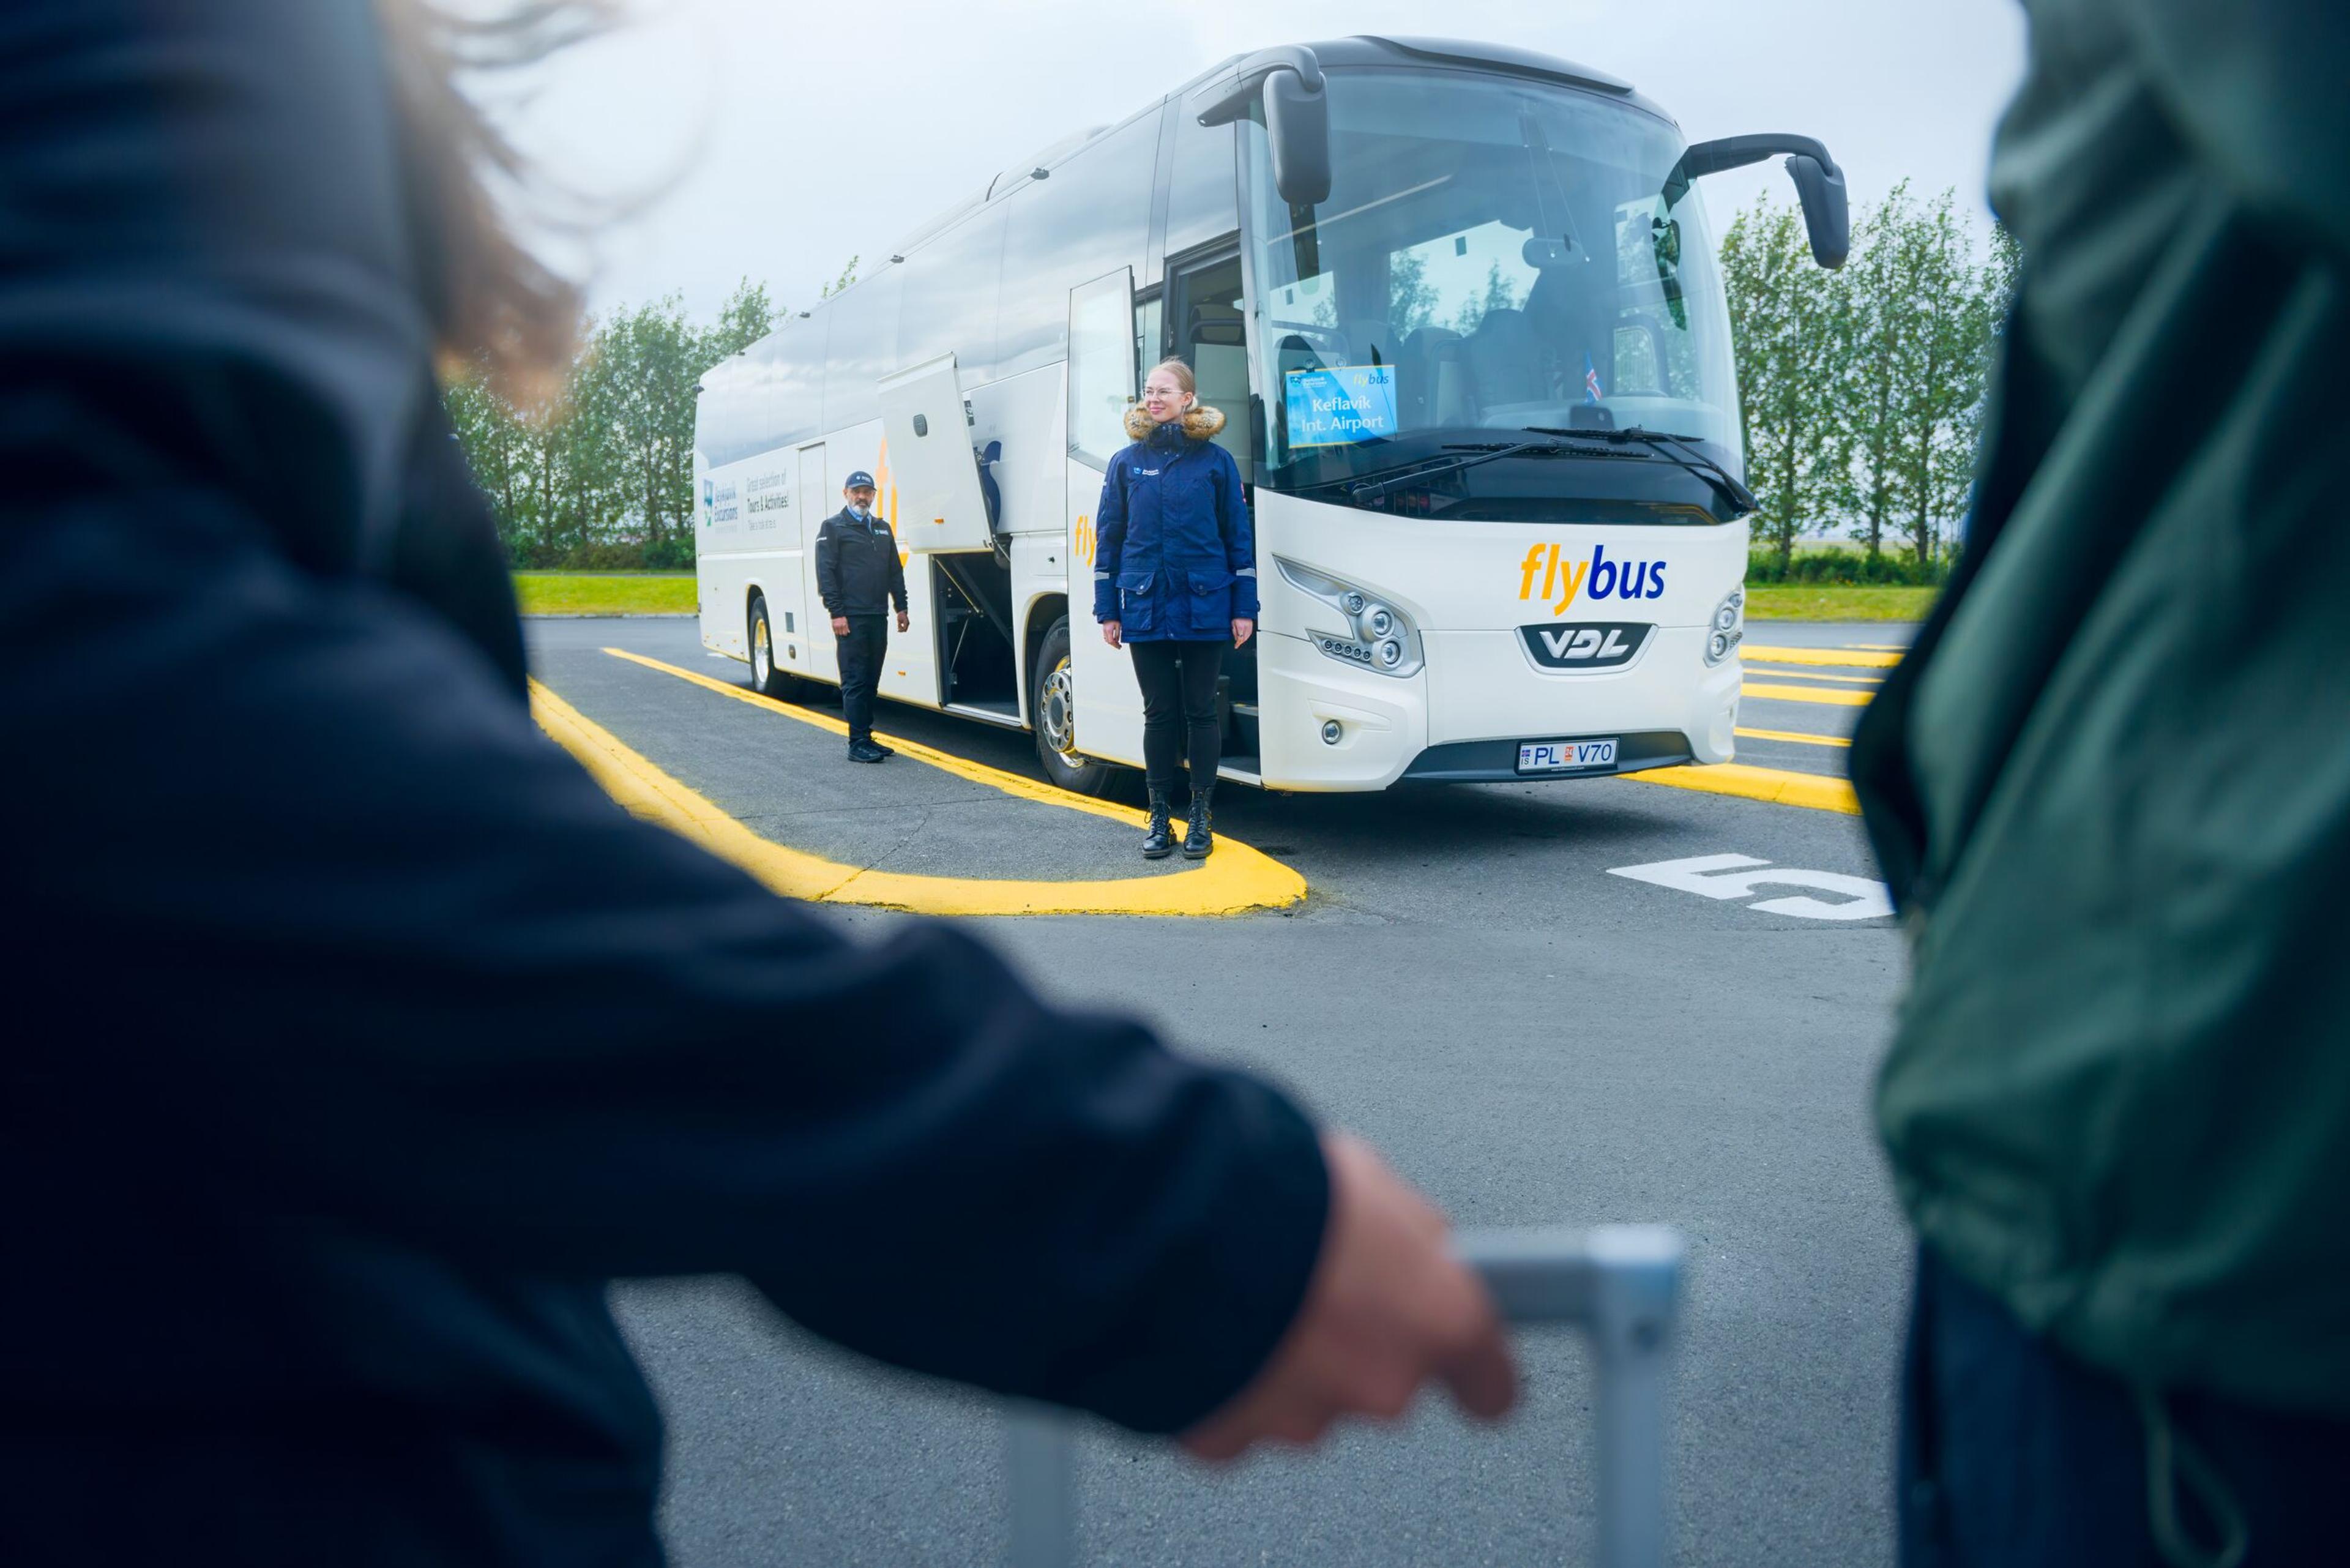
[1007, 1223, 1685, 1568]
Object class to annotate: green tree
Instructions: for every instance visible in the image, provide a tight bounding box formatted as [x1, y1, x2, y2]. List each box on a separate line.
[1827, 182, 1917, 561]
[1451, 261, 1521, 335]
[1720, 195, 1848, 570]
[442, 278, 777, 569]
[1387, 250, 1438, 336]
[1891, 190, 1995, 565]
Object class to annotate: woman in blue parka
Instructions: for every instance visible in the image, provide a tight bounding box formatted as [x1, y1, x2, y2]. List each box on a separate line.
[1094, 359, 1257, 859]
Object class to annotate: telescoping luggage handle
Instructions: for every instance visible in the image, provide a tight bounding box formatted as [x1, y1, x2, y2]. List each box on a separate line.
[1005, 1223, 1686, 1568]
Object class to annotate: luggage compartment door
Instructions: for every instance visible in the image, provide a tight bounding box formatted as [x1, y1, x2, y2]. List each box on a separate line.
[878, 353, 993, 553]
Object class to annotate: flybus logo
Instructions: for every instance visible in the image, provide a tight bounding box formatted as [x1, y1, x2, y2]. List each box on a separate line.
[1517, 543, 1669, 616]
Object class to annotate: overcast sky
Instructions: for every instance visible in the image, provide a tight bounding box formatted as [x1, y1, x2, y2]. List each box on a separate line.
[507, 0, 2028, 321]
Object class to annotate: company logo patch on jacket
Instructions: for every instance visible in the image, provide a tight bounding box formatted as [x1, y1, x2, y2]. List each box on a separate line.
[1515, 543, 1668, 615]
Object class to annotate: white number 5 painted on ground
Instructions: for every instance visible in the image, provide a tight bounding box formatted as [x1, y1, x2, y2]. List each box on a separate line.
[1608, 853, 1894, 922]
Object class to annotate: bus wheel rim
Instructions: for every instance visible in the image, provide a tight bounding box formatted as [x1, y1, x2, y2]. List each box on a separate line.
[1042, 659, 1083, 766]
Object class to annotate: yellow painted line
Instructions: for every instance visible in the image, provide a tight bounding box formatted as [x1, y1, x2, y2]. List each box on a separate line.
[1742, 665, 1882, 686]
[533, 661, 1304, 917]
[1742, 681, 1874, 708]
[1848, 643, 1910, 651]
[1736, 726, 1852, 749]
[1620, 761, 1859, 815]
[1741, 644, 1903, 668]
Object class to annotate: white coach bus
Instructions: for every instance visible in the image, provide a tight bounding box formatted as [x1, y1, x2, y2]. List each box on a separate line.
[694, 36, 1847, 794]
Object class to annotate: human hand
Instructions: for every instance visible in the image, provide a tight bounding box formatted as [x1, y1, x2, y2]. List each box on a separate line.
[1179, 1133, 1514, 1461]
[897, 611, 911, 633]
[831, 616, 849, 637]
[1102, 621, 1122, 649]
[1233, 618, 1255, 649]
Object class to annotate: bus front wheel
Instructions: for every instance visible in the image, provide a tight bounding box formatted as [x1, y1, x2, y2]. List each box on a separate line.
[1031, 616, 1122, 797]
[748, 595, 802, 701]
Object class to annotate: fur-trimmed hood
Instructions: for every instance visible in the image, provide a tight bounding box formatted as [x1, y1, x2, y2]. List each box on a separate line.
[1124, 402, 1226, 444]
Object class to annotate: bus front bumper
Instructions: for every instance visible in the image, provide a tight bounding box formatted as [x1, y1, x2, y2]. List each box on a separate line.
[1255, 627, 1739, 791]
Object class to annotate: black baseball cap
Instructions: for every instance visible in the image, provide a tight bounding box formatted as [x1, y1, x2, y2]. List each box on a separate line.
[843, 471, 876, 490]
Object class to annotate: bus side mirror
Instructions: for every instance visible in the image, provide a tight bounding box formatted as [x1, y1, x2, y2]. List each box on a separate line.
[1783, 155, 1849, 269]
[1262, 68, 1330, 207]
[1670, 133, 1849, 269]
[1193, 46, 1330, 208]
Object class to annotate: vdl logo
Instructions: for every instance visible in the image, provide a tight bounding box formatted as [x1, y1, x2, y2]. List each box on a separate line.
[1517, 543, 1668, 616]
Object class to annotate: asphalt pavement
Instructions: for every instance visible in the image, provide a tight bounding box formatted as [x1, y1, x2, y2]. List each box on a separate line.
[526, 616, 1918, 1568]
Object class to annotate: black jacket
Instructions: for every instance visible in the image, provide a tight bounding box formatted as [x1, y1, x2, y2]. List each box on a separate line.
[0, 4, 1329, 1564]
[814, 507, 909, 617]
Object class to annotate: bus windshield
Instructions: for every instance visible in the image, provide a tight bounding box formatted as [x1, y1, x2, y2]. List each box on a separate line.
[1239, 68, 1740, 496]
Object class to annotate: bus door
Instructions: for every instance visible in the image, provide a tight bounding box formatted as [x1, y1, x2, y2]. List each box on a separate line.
[1164, 248, 1260, 774]
[1063, 268, 1145, 769]
[796, 443, 838, 685]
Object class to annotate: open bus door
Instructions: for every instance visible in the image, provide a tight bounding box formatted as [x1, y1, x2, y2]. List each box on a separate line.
[878, 354, 994, 553]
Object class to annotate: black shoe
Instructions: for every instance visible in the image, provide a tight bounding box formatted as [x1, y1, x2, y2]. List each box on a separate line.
[848, 740, 886, 763]
[871, 741, 896, 757]
[1182, 787, 1215, 859]
[1141, 790, 1174, 859]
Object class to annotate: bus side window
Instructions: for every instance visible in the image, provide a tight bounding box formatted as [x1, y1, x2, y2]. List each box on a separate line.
[898, 207, 1006, 386]
[1165, 117, 1237, 260]
[996, 114, 1157, 382]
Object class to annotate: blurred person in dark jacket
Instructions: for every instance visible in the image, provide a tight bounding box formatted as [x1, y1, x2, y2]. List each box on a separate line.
[1852, 2, 2350, 1562]
[0, 4, 1512, 1563]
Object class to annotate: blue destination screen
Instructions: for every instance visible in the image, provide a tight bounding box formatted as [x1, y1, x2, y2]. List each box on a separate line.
[1285, 365, 1398, 447]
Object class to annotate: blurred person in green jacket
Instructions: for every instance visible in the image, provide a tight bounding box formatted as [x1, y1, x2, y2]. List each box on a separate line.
[1851, 2, 2350, 1564]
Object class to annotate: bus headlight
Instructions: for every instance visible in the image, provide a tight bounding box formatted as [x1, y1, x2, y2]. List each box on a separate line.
[1275, 558, 1424, 679]
[1704, 586, 1745, 665]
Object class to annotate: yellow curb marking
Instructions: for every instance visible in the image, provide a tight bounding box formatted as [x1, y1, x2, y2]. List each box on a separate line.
[1740, 644, 1904, 669]
[1736, 726, 1852, 749]
[1620, 761, 1860, 815]
[1742, 666, 1883, 687]
[528, 665, 1305, 919]
[1741, 681, 1874, 708]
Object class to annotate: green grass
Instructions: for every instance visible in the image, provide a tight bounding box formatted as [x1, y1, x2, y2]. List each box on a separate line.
[1745, 584, 1938, 622]
[513, 572, 695, 616]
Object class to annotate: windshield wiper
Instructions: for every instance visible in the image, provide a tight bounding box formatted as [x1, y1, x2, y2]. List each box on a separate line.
[1296, 439, 1569, 504]
[1523, 426, 1758, 515]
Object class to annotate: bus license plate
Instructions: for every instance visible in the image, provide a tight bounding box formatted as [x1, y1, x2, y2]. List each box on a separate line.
[1519, 737, 1617, 773]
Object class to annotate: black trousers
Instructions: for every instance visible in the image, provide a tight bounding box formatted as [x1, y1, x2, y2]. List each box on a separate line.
[835, 614, 887, 743]
[1898, 1245, 2350, 1567]
[1130, 638, 1223, 795]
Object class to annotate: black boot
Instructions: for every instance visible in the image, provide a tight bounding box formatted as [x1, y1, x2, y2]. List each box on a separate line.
[1182, 786, 1214, 859]
[1141, 790, 1175, 859]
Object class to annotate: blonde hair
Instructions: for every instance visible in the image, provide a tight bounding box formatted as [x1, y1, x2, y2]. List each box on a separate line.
[1144, 358, 1198, 399]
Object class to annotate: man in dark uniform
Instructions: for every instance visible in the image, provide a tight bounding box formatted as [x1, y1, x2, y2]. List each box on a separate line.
[815, 470, 909, 763]
[0, 5, 1512, 1564]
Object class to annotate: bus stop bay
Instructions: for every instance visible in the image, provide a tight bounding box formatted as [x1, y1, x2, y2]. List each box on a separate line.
[536, 646, 1304, 916]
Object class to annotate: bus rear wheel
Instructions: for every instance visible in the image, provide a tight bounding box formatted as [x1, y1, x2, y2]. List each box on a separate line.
[748, 595, 801, 701]
[1031, 616, 1122, 797]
